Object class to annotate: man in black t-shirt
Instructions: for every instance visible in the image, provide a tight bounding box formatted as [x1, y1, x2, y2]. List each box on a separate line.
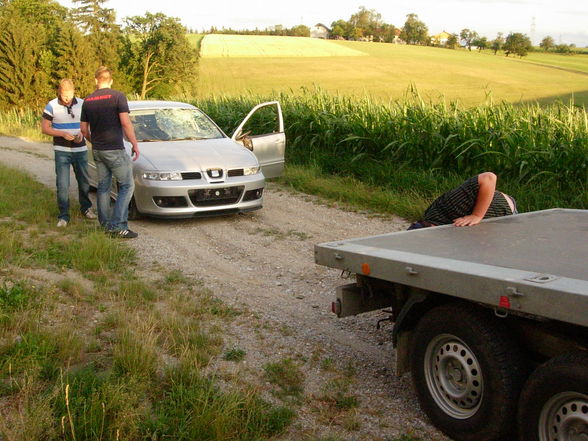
[81, 66, 140, 238]
[408, 172, 518, 230]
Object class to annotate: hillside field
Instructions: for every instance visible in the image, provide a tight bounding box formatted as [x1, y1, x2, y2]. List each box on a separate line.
[195, 35, 588, 107]
[200, 34, 367, 57]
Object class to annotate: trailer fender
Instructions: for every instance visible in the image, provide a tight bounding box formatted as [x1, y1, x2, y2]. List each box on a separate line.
[393, 289, 429, 376]
[392, 289, 429, 346]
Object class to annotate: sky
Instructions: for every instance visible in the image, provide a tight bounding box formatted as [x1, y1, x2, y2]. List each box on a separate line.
[57, 0, 588, 47]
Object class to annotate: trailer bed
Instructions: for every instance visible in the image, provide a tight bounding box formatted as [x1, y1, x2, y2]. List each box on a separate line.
[315, 209, 588, 327]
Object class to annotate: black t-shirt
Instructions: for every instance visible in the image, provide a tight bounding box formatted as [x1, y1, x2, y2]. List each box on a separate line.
[423, 176, 513, 225]
[80, 88, 129, 150]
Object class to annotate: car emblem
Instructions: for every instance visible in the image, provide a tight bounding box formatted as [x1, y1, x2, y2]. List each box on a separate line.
[211, 170, 220, 177]
[215, 190, 221, 196]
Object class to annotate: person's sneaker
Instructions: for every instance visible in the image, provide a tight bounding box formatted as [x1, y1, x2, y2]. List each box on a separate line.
[111, 229, 138, 239]
[83, 209, 97, 219]
[56, 219, 68, 228]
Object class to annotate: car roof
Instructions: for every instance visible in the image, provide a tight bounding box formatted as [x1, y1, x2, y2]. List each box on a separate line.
[129, 101, 197, 111]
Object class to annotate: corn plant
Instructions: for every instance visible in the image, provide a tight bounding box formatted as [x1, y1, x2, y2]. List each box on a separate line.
[194, 89, 588, 210]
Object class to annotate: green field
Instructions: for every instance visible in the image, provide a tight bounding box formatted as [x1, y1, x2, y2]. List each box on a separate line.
[201, 34, 366, 57]
[521, 51, 588, 74]
[196, 36, 588, 107]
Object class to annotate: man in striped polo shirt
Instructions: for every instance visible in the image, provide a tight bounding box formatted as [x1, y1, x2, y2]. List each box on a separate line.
[408, 172, 518, 229]
[42, 79, 96, 227]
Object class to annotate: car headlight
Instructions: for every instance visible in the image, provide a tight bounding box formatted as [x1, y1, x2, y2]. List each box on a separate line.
[243, 166, 260, 176]
[142, 172, 183, 181]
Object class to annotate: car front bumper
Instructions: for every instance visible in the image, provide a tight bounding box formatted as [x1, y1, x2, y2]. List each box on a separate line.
[134, 173, 265, 218]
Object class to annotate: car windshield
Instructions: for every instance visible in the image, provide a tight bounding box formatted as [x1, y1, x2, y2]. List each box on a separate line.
[130, 108, 224, 142]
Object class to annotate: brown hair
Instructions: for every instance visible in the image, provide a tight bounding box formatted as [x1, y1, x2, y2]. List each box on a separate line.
[95, 66, 112, 83]
[58, 78, 74, 91]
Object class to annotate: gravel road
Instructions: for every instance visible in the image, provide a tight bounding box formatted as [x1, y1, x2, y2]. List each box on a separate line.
[0, 136, 449, 441]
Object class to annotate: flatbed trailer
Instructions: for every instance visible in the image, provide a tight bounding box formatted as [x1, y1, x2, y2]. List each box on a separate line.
[314, 209, 588, 441]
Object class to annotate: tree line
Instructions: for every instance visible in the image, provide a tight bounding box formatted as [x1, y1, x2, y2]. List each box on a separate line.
[539, 36, 578, 54]
[0, 0, 198, 109]
[334, 9, 580, 57]
[206, 6, 580, 59]
[203, 24, 311, 38]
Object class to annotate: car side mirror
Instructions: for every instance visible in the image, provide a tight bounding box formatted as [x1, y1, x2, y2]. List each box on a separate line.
[235, 130, 251, 141]
[236, 130, 253, 150]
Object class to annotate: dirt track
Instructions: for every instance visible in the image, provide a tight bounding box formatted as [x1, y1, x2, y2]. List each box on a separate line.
[0, 136, 448, 440]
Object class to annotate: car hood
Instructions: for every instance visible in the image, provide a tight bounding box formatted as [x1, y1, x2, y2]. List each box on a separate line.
[137, 138, 258, 171]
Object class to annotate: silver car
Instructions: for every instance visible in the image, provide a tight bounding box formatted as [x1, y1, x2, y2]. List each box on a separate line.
[88, 100, 285, 218]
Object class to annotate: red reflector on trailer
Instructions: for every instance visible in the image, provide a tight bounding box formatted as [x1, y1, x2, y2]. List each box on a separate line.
[499, 296, 511, 309]
[332, 300, 341, 316]
[361, 263, 371, 275]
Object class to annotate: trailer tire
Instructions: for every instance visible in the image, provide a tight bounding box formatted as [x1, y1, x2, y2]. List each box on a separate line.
[518, 351, 588, 441]
[411, 302, 525, 441]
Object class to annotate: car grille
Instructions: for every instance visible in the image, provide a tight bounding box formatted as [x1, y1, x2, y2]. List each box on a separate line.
[228, 168, 244, 177]
[188, 186, 244, 207]
[206, 169, 224, 179]
[181, 172, 202, 180]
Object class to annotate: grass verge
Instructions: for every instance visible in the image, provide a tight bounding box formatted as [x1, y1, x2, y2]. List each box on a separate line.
[0, 108, 48, 141]
[0, 162, 293, 440]
[278, 164, 429, 221]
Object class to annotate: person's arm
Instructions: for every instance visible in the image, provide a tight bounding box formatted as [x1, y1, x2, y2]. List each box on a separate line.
[80, 121, 91, 143]
[119, 112, 139, 161]
[453, 172, 497, 226]
[41, 117, 76, 141]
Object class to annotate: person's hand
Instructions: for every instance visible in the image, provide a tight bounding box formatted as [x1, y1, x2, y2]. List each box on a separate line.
[131, 144, 140, 161]
[74, 132, 84, 143]
[453, 214, 483, 227]
[62, 131, 75, 141]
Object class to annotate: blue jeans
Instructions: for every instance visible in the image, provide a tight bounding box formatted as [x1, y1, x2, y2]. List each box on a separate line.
[55, 150, 92, 222]
[93, 149, 135, 231]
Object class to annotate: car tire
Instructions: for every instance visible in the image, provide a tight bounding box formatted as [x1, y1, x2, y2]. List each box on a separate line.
[518, 351, 588, 441]
[128, 196, 141, 221]
[410, 302, 525, 441]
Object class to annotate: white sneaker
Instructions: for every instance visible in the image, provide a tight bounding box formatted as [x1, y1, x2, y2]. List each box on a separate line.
[84, 209, 97, 219]
[56, 219, 68, 228]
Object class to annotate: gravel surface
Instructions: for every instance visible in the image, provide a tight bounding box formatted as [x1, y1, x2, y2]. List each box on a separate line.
[0, 136, 449, 441]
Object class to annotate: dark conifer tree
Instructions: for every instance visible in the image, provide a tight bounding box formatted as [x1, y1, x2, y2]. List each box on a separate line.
[53, 22, 97, 96]
[0, 13, 51, 107]
[71, 0, 124, 87]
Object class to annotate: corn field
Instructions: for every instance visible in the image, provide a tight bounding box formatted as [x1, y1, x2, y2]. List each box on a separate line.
[194, 90, 588, 210]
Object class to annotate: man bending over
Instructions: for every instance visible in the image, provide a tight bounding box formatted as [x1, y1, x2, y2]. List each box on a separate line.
[408, 172, 517, 230]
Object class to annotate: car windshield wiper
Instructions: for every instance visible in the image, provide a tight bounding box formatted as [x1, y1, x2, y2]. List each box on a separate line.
[138, 138, 166, 142]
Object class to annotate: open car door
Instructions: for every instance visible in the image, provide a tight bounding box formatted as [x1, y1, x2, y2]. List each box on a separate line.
[231, 101, 285, 179]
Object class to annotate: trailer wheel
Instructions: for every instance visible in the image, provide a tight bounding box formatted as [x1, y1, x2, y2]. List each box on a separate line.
[411, 303, 525, 441]
[518, 351, 588, 441]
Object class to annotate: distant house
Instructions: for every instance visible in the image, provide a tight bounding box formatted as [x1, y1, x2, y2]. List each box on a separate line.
[393, 28, 404, 44]
[311, 23, 330, 39]
[431, 31, 452, 46]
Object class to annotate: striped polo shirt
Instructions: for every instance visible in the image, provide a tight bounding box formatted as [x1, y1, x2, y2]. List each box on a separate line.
[42, 97, 87, 152]
[423, 176, 514, 226]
